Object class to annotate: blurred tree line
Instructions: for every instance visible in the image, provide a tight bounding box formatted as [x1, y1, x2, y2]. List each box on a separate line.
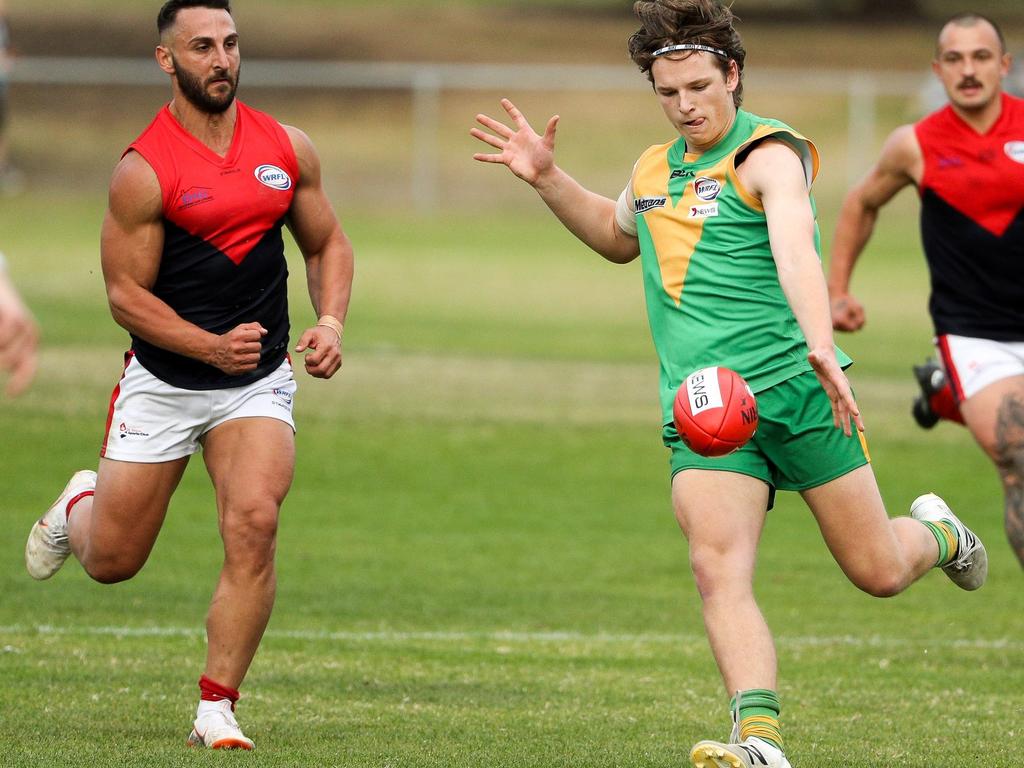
[573, 0, 1023, 23]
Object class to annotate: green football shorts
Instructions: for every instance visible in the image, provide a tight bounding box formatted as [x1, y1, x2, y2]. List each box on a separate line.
[664, 369, 870, 507]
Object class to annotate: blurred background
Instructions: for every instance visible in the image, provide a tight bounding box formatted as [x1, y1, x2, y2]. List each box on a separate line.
[3, 0, 1023, 213]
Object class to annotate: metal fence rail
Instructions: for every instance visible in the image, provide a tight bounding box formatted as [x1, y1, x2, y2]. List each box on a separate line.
[10, 57, 925, 212]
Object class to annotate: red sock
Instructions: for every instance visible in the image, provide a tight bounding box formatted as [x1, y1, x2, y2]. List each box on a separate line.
[64, 491, 94, 521]
[199, 675, 240, 710]
[929, 383, 965, 425]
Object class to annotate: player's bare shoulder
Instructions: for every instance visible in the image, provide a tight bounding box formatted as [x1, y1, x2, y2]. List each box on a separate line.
[280, 123, 321, 184]
[108, 150, 163, 222]
[736, 136, 808, 197]
[876, 124, 923, 187]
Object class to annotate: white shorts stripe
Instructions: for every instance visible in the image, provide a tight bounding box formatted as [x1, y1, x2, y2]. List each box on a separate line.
[936, 334, 1024, 401]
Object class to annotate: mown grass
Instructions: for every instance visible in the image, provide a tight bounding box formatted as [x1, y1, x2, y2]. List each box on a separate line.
[1, 182, 1021, 767]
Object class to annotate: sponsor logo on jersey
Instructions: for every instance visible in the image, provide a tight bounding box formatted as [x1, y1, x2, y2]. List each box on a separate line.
[1005, 141, 1024, 164]
[255, 164, 293, 190]
[686, 367, 724, 416]
[693, 177, 721, 201]
[635, 196, 667, 214]
[689, 202, 719, 219]
[670, 169, 696, 180]
[178, 186, 214, 210]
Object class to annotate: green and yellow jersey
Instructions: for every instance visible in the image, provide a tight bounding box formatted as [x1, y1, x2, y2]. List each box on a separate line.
[615, 109, 851, 426]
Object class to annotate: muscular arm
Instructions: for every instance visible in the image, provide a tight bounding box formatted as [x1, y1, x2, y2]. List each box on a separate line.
[101, 152, 265, 375]
[283, 125, 352, 379]
[472, 99, 640, 264]
[741, 138, 864, 435]
[828, 124, 921, 331]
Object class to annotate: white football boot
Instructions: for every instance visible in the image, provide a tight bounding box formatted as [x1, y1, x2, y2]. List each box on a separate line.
[910, 493, 987, 591]
[692, 693, 792, 768]
[691, 737, 792, 768]
[25, 470, 96, 580]
[187, 699, 254, 750]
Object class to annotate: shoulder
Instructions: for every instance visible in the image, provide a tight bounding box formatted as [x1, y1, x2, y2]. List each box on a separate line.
[108, 151, 162, 222]
[280, 124, 322, 182]
[636, 140, 677, 166]
[742, 137, 808, 180]
[738, 113, 819, 184]
[281, 124, 316, 159]
[877, 123, 921, 172]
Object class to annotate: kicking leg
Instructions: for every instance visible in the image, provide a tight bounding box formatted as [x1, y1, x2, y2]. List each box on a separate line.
[803, 464, 985, 594]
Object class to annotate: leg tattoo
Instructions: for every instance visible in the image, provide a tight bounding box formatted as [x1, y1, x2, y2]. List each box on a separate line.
[995, 394, 1024, 568]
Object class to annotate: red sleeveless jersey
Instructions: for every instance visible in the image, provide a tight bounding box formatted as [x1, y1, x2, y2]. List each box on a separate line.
[915, 92, 1024, 341]
[124, 100, 299, 389]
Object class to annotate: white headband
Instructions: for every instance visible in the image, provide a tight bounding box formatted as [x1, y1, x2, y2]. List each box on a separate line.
[652, 43, 729, 59]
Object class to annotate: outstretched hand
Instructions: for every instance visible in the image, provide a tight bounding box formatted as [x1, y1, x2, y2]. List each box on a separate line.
[808, 348, 865, 437]
[471, 98, 559, 186]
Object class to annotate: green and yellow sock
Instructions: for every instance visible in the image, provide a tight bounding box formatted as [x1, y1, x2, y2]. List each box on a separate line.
[921, 519, 958, 566]
[731, 689, 783, 751]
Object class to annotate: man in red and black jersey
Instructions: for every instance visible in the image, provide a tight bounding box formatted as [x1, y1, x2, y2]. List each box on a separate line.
[23, 0, 354, 749]
[828, 13, 1024, 570]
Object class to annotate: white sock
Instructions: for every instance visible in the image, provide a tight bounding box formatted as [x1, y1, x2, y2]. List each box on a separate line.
[197, 698, 232, 718]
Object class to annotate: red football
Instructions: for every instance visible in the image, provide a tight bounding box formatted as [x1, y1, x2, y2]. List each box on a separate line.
[672, 366, 758, 457]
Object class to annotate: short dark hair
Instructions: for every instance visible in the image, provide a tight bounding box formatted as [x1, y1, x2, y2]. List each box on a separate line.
[157, 0, 232, 35]
[938, 12, 1006, 55]
[628, 0, 746, 107]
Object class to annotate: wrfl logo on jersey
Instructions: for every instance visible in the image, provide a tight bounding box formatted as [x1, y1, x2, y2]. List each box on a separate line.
[1005, 141, 1024, 164]
[635, 197, 667, 214]
[693, 177, 721, 201]
[255, 164, 293, 190]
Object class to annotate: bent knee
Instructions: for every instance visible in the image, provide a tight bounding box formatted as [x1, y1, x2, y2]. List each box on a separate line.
[83, 557, 144, 584]
[849, 570, 906, 598]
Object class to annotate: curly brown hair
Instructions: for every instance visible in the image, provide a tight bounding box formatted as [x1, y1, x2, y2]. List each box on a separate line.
[628, 0, 746, 107]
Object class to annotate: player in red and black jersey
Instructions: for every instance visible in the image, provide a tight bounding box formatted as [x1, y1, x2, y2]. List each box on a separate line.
[828, 13, 1024, 569]
[23, 0, 354, 749]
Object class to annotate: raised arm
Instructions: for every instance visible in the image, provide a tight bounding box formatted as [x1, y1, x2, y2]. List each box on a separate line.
[472, 98, 640, 264]
[283, 125, 353, 380]
[101, 152, 265, 375]
[742, 138, 864, 436]
[828, 124, 921, 331]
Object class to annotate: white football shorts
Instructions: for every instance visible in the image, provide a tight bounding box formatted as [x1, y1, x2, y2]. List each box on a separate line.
[101, 354, 297, 463]
[936, 334, 1024, 402]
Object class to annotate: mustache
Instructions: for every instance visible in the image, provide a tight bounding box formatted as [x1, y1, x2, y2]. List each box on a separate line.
[206, 70, 235, 86]
[958, 77, 982, 89]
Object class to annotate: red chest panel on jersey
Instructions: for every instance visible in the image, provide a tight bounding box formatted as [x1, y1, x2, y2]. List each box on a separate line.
[916, 94, 1024, 237]
[128, 102, 298, 265]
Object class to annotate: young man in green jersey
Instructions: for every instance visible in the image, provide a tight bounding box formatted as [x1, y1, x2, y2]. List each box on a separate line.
[471, 1, 986, 766]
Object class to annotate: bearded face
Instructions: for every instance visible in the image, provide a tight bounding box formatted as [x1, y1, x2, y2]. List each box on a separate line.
[171, 52, 240, 114]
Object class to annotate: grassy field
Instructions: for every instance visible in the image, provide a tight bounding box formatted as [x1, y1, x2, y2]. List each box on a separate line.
[0, 181, 1021, 768]
[2, 6, 1023, 764]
